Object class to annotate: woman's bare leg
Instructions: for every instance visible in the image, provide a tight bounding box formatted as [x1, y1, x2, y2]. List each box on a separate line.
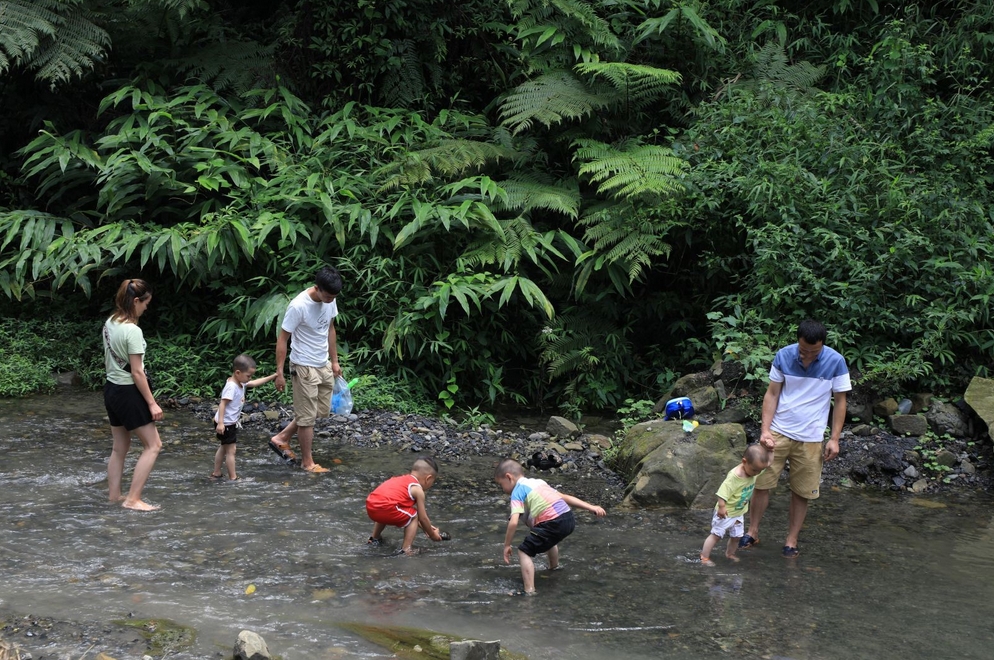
[122, 422, 162, 511]
[108, 425, 131, 502]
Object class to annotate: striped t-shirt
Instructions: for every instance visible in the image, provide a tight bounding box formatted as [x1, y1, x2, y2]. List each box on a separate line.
[510, 477, 570, 526]
[769, 343, 851, 442]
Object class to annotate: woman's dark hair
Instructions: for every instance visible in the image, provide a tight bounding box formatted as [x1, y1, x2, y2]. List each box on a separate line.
[796, 319, 827, 345]
[315, 266, 342, 295]
[111, 278, 152, 324]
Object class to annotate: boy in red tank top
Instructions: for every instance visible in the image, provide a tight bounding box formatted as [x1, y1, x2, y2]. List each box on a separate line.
[366, 457, 444, 555]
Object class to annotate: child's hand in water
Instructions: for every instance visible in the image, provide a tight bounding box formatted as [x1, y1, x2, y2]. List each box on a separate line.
[503, 545, 513, 564]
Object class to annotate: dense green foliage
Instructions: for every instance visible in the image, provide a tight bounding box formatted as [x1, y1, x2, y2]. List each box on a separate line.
[3, 0, 994, 412]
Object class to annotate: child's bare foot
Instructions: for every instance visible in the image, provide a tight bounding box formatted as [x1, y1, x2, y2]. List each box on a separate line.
[700, 556, 716, 567]
[725, 553, 740, 563]
[401, 546, 422, 556]
[122, 500, 160, 511]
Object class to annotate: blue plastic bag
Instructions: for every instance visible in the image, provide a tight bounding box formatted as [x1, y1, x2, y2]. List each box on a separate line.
[663, 396, 695, 420]
[331, 376, 353, 415]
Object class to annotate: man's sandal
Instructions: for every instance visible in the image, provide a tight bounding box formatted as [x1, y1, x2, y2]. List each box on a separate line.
[268, 440, 296, 462]
[738, 534, 759, 549]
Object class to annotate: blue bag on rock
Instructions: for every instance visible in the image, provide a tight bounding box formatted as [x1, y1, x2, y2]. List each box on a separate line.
[663, 396, 694, 420]
[331, 376, 353, 415]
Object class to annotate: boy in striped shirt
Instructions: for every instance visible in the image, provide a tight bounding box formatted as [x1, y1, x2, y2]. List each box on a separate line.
[494, 458, 606, 594]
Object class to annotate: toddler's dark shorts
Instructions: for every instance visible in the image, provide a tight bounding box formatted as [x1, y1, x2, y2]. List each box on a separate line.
[519, 510, 576, 557]
[216, 424, 238, 445]
[104, 381, 154, 431]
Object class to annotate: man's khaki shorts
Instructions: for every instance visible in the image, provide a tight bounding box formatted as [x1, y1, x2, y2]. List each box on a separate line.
[291, 362, 335, 427]
[754, 431, 823, 499]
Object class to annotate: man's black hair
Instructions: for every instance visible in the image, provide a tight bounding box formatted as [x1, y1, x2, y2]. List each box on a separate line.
[315, 266, 343, 295]
[797, 319, 827, 344]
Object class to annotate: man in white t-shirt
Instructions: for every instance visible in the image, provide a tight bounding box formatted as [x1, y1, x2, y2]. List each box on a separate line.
[739, 319, 851, 559]
[270, 266, 343, 473]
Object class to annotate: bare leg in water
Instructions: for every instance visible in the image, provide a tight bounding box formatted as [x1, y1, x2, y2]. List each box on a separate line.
[113, 422, 162, 511]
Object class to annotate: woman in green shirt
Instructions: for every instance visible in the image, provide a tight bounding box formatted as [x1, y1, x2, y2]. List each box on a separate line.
[102, 278, 163, 511]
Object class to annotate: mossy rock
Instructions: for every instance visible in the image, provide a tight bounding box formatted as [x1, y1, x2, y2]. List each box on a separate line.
[341, 623, 527, 660]
[111, 618, 195, 655]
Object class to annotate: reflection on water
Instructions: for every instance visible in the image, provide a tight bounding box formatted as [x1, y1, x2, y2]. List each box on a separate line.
[1, 393, 994, 659]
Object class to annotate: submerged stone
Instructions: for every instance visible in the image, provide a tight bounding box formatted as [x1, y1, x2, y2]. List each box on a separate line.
[111, 618, 195, 655]
[340, 623, 526, 660]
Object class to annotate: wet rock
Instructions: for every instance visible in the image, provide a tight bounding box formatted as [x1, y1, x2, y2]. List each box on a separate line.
[851, 424, 876, 437]
[528, 432, 550, 442]
[962, 459, 976, 475]
[545, 442, 568, 455]
[912, 479, 929, 493]
[889, 414, 927, 437]
[903, 465, 919, 479]
[925, 400, 970, 438]
[234, 630, 271, 660]
[546, 416, 580, 439]
[846, 400, 873, 423]
[910, 393, 932, 414]
[688, 386, 719, 414]
[964, 376, 994, 433]
[713, 379, 727, 401]
[713, 406, 748, 424]
[450, 640, 501, 660]
[874, 398, 899, 418]
[935, 449, 958, 468]
[264, 410, 279, 421]
[582, 433, 613, 450]
[867, 444, 905, 473]
[54, 371, 82, 386]
[904, 450, 921, 466]
[562, 442, 584, 451]
[622, 423, 746, 509]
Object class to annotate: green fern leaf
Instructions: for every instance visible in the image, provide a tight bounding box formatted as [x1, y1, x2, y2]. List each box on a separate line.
[499, 70, 610, 134]
[574, 138, 687, 200]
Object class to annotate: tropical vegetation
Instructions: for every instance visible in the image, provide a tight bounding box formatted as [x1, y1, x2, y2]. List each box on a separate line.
[3, 0, 994, 415]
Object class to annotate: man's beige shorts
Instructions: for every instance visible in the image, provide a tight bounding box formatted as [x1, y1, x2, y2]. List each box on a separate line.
[754, 431, 823, 499]
[290, 362, 335, 427]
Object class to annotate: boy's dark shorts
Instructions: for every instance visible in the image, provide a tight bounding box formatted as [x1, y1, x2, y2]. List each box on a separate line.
[519, 510, 576, 557]
[216, 424, 238, 445]
[104, 381, 154, 431]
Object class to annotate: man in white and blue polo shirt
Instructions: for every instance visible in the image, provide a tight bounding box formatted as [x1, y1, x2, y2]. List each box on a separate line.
[738, 319, 851, 559]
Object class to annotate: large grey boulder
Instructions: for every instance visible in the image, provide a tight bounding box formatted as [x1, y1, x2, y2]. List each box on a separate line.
[926, 400, 970, 437]
[687, 386, 719, 414]
[964, 376, 994, 433]
[621, 423, 747, 509]
[450, 640, 501, 660]
[234, 631, 271, 660]
[609, 419, 682, 480]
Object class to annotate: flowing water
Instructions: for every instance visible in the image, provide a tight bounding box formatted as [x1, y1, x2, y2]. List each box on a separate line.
[2, 392, 993, 659]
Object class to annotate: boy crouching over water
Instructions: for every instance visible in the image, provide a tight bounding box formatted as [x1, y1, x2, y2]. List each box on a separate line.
[700, 443, 774, 566]
[494, 458, 606, 595]
[366, 457, 444, 555]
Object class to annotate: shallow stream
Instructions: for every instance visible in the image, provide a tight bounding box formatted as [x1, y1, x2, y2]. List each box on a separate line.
[1, 392, 993, 659]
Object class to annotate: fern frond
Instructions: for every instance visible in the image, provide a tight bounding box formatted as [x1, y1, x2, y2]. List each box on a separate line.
[574, 62, 681, 107]
[754, 42, 825, 90]
[377, 139, 518, 190]
[169, 39, 276, 94]
[574, 138, 687, 200]
[380, 39, 426, 108]
[0, 0, 109, 86]
[499, 70, 610, 134]
[459, 215, 565, 273]
[575, 202, 688, 285]
[494, 175, 581, 219]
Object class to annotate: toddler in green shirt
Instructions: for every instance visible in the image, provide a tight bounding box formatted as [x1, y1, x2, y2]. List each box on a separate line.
[701, 443, 774, 566]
